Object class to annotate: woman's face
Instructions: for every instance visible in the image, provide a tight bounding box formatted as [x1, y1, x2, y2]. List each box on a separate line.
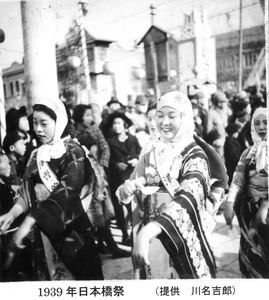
[112, 117, 125, 135]
[146, 109, 157, 135]
[83, 109, 94, 126]
[0, 155, 11, 177]
[33, 111, 56, 144]
[18, 116, 30, 132]
[155, 106, 182, 141]
[254, 114, 267, 140]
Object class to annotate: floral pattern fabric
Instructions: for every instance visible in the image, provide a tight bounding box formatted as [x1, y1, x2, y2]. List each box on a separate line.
[129, 142, 216, 279]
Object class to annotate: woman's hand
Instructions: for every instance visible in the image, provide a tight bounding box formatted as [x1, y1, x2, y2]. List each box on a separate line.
[132, 222, 162, 272]
[12, 216, 36, 249]
[223, 202, 235, 227]
[0, 213, 15, 234]
[128, 158, 138, 168]
[116, 162, 128, 171]
[0, 204, 24, 234]
[120, 177, 146, 200]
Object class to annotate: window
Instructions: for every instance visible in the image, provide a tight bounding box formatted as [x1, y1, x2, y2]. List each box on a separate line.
[15, 80, 20, 93]
[3, 83, 6, 98]
[10, 82, 14, 96]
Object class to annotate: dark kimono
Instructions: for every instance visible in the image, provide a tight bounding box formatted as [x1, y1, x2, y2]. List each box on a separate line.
[229, 148, 269, 278]
[15, 138, 103, 280]
[224, 135, 243, 185]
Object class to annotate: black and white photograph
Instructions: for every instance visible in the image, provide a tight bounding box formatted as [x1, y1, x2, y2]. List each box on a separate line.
[0, 0, 267, 298]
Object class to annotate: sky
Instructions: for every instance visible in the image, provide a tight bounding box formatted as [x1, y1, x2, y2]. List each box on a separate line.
[0, 0, 265, 70]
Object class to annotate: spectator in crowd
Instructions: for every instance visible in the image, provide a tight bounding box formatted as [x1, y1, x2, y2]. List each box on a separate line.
[72, 104, 110, 171]
[139, 102, 160, 158]
[205, 129, 225, 162]
[100, 96, 125, 139]
[2, 131, 26, 192]
[128, 95, 150, 147]
[74, 120, 131, 259]
[229, 91, 251, 123]
[234, 111, 250, 133]
[5, 106, 37, 164]
[129, 95, 149, 133]
[206, 91, 231, 139]
[0, 150, 31, 281]
[237, 96, 266, 152]
[117, 91, 218, 279]
[0, 98, 103, 280]
[205, 91, 232, 160]
[224, 107, 268, 278]
[190, 100, 205, 138]
[107, 111, 141, 247]
[224, 123, 243, 186]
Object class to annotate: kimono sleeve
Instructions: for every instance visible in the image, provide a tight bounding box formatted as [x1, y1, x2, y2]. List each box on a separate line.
[30, 145, 86, 242]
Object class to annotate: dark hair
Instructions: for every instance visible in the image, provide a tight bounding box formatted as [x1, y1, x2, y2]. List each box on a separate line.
[146, 102, 157, 116]
[33, 104, 57, 121]
[32, 103, 71, 138]
[72, 104, 92, 123]
[205, 129, 221, 145]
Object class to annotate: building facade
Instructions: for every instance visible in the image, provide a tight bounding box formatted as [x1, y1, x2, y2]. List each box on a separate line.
[215, 25, 265, 91]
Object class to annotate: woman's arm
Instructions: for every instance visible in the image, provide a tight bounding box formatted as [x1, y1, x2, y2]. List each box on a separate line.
[132, 221, 162, 270]
[0, 203, 24, 233]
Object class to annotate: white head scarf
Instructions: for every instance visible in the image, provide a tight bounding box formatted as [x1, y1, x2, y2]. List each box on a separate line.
[156, 91, 195, 152]
[247, 107, 267, 173]
[35, 98, 69, 161]
[154, 91, 195, 178]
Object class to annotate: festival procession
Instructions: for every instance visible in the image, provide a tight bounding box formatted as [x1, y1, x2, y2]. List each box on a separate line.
[0, 0, 267, 286]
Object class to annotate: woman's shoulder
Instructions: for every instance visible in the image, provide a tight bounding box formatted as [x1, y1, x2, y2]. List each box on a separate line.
[183, 141, 206, 158]
[65, 138, 85, 156]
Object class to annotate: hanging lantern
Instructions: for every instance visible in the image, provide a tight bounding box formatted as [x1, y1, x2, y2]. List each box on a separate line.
[66, 56, 81, 69]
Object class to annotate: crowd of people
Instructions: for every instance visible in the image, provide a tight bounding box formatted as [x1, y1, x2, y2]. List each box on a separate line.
[0, 84, 267, 281]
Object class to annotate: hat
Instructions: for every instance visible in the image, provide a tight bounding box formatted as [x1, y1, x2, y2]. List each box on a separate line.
[211, 91, 227, 105]
[3, 130, 23, 154]
[106, 96, 123, 107]
[225, 123, 240, 135]
[106, 111, 133, 129]
[6, 106, 27, 131]
[135, 95, 148, 105]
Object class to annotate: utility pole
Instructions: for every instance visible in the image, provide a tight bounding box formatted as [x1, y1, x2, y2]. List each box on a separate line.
[150, 4, 155, 26]
[238, 0, 243, 92]
[77, 1, 91, 103]
[21, 1, 59, 111]
[0, 28, 5, 144]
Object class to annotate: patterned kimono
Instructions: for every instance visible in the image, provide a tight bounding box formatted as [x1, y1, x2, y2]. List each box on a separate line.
[128, 141, 216, 279]
[228, 108, 268, 278]
[15, 138, 103, 280]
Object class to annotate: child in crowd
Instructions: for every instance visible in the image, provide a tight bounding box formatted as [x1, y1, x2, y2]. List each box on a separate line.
[2, 131, 26, 192]
[5, 106, 37, 164]
[0, 151, 30, 281]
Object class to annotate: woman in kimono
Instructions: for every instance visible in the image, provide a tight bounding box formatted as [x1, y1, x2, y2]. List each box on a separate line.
[224, 107, 268, 278]
[118, 91, 216, 279]
[0, 98, 103, 280]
